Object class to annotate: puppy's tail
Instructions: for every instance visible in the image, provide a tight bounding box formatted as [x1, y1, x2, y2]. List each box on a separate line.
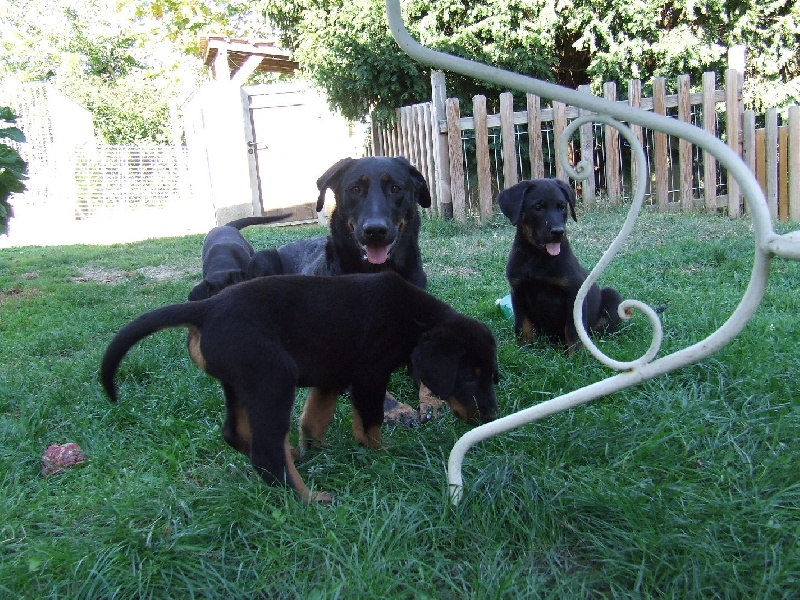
[224, 213, 290, 230]
[100, 302, 206, 403]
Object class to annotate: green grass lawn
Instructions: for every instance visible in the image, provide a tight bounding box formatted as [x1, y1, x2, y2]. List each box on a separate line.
[1, 209, 798, 598]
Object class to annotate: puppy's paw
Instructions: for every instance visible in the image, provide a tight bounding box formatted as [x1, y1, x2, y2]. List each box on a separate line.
[383, 394, 419, 427]
[310, 490, 336, 504]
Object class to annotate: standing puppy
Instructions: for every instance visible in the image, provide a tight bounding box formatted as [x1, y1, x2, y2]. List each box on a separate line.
[498, 178, 623, 349]
[100, 272, 499, 503]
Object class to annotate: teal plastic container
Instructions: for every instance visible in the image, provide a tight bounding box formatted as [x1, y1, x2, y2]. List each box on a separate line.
[495, 294, 513, 319]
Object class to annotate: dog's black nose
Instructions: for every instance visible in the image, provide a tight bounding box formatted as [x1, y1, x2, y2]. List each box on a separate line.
[362, 219, 389, 240]
[550, 226, 565, 238]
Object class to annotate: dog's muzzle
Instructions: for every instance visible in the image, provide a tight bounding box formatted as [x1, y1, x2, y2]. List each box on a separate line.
[358, 218, 397, 264]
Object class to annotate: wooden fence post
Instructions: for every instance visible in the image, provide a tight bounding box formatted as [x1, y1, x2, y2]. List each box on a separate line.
[652, 77, 669, 211]
[527, 93, 544, 179]
[677, 74, 694, 211]
[779, 122, 789, 220]
[446, 97, 467, 221]
[577, 85, 596, 204]
[742, 109, 756, 216]
[765, 107, 779, 220]
[431, 71, 452, 218]
[500, 92, 518, 190]
[553, 100, 567, 182]
[726, 68, 743, 217]
[627, 79, 643, 202]
[702, 72, 718, 212]
[603, 82, 621, 204]
[473, 95, 492, 221]
[419, 103, 438, 210]
[370, 114, 382, 156]
[789, 105, 800, 222]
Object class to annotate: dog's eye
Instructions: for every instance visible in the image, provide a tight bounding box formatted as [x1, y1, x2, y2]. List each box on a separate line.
[459, 368, 478, 383]
[390, 184, 402, 194]
[533, 203, 544, 211]
[349, 185, 361, 195]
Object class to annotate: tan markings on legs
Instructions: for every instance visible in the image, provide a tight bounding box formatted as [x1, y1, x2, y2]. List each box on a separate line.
[299, 388, 339, 451]
[519, 317, 534, 344]
[418, 383, 447, 423]
[187, 326, 206, 371]
[233, 405, 252, 455]
[351, 408, 382, 449]
[283, 434, 332, 504]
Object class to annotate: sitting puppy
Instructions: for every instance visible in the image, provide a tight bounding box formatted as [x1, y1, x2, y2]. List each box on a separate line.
[188, 214, 288, 301]
[100, 271, 499, 504]
[498, 178, 623, 349]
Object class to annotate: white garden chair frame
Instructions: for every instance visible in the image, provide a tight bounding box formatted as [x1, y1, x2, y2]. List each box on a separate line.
[385, 0, 800, 505]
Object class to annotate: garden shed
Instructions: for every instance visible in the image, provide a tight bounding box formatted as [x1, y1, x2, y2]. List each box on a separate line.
[185, 36, 366, 226]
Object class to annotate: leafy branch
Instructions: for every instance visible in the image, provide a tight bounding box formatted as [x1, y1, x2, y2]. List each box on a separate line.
[0, 107, 28, 236]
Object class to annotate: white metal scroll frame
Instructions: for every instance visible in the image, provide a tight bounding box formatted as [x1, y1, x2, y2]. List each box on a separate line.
[385, 0, 800, 505]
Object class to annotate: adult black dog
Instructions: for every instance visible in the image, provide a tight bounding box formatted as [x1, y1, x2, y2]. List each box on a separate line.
[498, 178, 623, 349]
[100, 271, 499, 503]
[247, 156, 429, 286]
[247, 156, 437, 424]
[188, 214, 288, 301]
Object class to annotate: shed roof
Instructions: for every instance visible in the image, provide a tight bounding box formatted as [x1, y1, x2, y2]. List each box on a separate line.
[199, 36, 299, 80]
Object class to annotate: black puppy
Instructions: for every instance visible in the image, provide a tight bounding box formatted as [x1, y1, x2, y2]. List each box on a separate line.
[188, 214, 288, 301]
[100, 271, 499, 503]
[498, 178, 623, 348]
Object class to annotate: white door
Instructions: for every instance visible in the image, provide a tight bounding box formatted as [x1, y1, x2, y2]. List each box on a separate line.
[246, 82, 366, 222]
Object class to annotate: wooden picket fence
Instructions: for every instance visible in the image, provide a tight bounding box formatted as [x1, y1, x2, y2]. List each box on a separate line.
[371, 70, 800, 223]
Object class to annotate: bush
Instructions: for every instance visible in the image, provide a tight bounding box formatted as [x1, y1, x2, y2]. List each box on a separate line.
[0, 107, 28, 236]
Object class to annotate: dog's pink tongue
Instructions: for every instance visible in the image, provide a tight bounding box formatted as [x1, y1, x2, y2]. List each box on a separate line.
[366, 245, 390, 264]
[546, 242, 561, 256]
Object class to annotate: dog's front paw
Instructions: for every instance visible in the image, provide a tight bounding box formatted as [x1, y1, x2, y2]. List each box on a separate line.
[383, 393, 419, 427]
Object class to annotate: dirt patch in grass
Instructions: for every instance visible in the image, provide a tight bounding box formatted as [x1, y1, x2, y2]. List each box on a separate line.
[0, 285, 42, 304]
[72, 265, 194, 284]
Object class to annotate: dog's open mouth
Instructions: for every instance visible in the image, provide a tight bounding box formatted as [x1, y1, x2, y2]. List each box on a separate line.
[545, 242, 562, 256]
[362, 243, 393, 265]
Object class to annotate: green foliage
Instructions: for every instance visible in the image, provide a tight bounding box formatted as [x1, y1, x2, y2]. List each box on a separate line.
[262, 0, 800, 120]
[1, 0, 203, 144]
[0, 107, 28, 236]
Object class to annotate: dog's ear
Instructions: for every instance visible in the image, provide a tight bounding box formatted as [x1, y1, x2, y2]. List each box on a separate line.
[497, 181, 533, 225]
[247, 249, 283, 278]
[555, 179, 577, 222]
[395, 157, 432, 208]
[316, 157, 356, 212]
[410, 331, 463, 399]
[187, 281, 211, 301]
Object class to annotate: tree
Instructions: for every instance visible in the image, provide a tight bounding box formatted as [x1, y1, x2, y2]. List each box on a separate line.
[262, 0, 800, 120]
[1, 0, 205, 143]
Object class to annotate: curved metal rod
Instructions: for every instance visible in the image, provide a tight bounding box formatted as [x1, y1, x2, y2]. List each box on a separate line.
[385, 0, 800, 505]
[562, 114, 664, 370]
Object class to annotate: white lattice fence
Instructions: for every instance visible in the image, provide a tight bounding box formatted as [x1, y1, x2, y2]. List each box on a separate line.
[72, 145, 192, 217]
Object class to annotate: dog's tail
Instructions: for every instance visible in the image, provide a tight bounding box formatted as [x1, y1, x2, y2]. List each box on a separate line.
[224, 213, 290, 230]
[100, 301, 206, 403]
